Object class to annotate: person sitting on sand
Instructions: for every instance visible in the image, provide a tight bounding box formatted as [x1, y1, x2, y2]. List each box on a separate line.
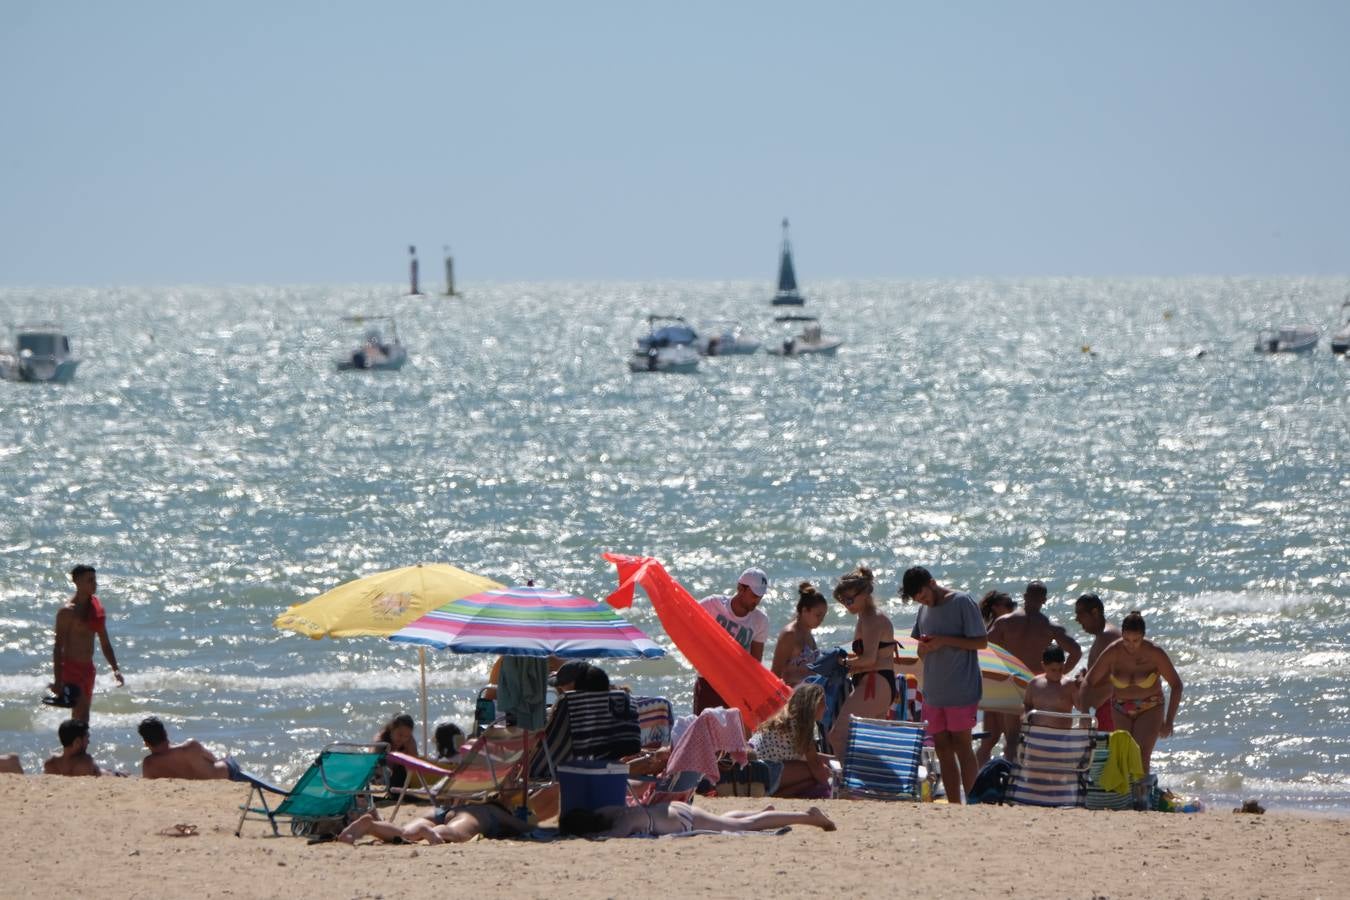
[1081, 610, 1183, 771]
[43, 719, 103, 776]
[338, 783, 561, 845]
[434, 721, 465, 762]
[750, 682, 832, 798]
[770, 582, 828, 687]
[0, 753, 23, 774]
[374, 713, 419, 789]
[1023, 646, 1082, 726]
[559, 801, 836, 837]
[139, 716, 236, 780]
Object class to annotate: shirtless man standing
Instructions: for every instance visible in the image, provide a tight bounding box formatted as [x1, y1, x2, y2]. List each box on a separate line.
[51, 565, 124, 722]
[43, 719, 103, 776]
[139, 716, 232, 780]
[1074, 592, 1122, 731]
[985, 581, 1082, 758]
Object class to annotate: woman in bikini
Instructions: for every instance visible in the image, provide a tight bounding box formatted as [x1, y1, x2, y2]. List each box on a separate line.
[827, 566, 900, 755]
[770, 583, 828, 686]
[559, 801, 835, 837]
[1082, 610, 1183, 771]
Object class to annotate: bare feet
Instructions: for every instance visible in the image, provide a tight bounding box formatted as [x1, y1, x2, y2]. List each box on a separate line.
[337, 813, 375, 844]
[806, 806, 837, 831]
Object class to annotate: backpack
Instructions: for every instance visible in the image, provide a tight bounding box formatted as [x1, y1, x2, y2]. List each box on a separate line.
[968, 757, 1014, 805]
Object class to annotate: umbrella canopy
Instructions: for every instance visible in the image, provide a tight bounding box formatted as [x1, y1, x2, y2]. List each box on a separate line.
[274, 563, 503, 639]
[892, 641, 1034, 713]
[388, 585, 666, 659]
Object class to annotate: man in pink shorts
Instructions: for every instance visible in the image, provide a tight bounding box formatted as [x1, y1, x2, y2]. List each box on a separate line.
[903, 566, 987, 804]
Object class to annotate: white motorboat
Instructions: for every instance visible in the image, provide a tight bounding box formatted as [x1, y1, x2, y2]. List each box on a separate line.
[0, 324, 80, 383]
[336, 315, 408, 371]
[695, 320, 760, 356]
[771, 217, 806, 306]
[630, 315, 700, 373]
[1331, 299, 1350, 355]
[1254, 325, 1319, 354]
[767, 315, 842, 357]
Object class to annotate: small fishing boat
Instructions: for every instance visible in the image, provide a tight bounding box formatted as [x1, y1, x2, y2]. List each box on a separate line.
[1331, 299, 1349, 355]
[336, 316, 408, 371]
[1254, 325, 1318, 354]
[695, 320, 760, 356]
[630, 315, 700, 373]
[771, 218, 805, 306]
[767, 315, 842, 357]
[0, 324, 80, 383]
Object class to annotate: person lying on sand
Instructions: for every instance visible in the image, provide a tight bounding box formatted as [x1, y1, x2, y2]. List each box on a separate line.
[43, 719, 104, 776]
[138, 716, 257, 782]
[339, 784, 560, 845]
[559, 801, 835, 838]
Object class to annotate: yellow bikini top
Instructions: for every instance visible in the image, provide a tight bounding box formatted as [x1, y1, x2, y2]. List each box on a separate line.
[1110, 671, 1159, 690]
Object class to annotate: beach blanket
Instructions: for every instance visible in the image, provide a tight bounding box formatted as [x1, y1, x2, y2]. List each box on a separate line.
[604, 554, 790, 731]
[590, 827, 791, 840]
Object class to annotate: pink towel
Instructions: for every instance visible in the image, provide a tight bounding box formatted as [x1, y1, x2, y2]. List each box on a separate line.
[664, 710, 749, 785]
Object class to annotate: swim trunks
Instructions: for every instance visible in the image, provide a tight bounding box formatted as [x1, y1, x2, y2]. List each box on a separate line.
[59, 660, 96, 703]
[925, 702, 979, 735]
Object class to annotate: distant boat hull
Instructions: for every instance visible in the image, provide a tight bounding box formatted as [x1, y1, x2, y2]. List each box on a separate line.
[1254, 327, 1319, 354]
[771, 292, 805, 306]
[1, 357, 80, 383]
[767, 338, 842, 357]
[1332, 331, 1349, 354]
[337, 347, 408, 371]
[629, 345, 700, 373]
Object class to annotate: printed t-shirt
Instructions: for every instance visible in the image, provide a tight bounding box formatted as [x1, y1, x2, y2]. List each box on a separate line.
[699, 595, 769, 654]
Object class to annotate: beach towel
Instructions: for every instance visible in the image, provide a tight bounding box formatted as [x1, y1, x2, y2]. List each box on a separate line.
[499, 656, 549, 731]
[805, 649, 850, 738]
[665, 709, 750, 786]
[1099, 730, 1143, 795]
[604, 554, 790, 731]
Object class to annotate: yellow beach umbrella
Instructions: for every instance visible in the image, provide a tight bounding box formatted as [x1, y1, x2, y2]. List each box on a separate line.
[275, 563, 504, 751]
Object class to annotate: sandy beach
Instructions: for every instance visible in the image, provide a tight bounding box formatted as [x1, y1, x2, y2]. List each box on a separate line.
[6, 774, 1347, 900]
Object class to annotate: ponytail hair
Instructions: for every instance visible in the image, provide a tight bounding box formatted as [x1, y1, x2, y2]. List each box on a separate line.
[1121, 610, 1146, 635]
[796, 582, 827, 614]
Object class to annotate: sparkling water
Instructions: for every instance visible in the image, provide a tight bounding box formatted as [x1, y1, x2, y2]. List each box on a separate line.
[1, 278, 1345, 812]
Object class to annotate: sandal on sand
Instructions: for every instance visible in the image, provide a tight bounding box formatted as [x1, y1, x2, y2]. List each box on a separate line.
[159, 823, 199, 837]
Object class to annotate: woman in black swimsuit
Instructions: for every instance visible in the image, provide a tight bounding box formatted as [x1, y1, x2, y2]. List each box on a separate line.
[826, 566, 900, 754]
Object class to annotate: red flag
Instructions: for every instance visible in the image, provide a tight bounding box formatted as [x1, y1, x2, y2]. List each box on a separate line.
[603, 553, 790, 731]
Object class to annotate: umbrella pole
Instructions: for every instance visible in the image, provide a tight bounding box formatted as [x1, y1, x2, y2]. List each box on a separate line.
[419, 646, 430, 757]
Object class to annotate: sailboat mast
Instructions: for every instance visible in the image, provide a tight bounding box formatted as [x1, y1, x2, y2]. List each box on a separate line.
[408, 245, 422, 295]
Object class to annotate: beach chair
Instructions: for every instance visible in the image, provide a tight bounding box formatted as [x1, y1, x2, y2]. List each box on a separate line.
[634, 695, 674, 748]
[531, 689, 641, 779]
[1005, 711, 1096, 808]
[1085, 731, 1156, 811]
[838, 715, 926, 801]
[236, 742, 388, 837]
[385, 724, 545, 823]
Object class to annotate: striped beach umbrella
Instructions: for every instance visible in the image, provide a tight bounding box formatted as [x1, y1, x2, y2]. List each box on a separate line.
[977, 642, 1035, 712]
[388, 585, 666, 659]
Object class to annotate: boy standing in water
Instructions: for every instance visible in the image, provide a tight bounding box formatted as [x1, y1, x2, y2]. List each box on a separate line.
[51, 564, 124, 722]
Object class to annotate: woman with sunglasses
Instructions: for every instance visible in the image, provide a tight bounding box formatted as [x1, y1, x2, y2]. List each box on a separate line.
[826, 566, 900, 754]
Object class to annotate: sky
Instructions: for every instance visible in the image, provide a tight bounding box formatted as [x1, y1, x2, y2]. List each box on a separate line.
[2, 1, 1348, 284]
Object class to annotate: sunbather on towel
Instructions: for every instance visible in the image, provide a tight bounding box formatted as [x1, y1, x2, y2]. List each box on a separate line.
[559, 801, 835, 838]
[339, 801, 531, 845]
[138, 716, 258, 782]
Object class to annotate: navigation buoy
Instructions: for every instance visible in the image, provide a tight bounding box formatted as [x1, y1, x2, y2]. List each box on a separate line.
[443, 246, 456, 297]
[408, 245, 422, 296]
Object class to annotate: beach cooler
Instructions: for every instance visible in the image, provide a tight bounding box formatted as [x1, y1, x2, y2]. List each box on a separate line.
[558, 761, 630, 815]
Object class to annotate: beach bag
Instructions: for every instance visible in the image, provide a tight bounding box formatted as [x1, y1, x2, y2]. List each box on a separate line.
[968, 757, 1014, 805]
[716, 759, 773, 798]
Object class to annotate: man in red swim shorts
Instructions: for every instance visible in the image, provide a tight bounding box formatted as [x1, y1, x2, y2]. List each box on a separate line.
[51, 564, 124, 722]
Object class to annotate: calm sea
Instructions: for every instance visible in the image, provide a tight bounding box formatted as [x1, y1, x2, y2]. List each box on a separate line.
[1, 278, 1346, 813]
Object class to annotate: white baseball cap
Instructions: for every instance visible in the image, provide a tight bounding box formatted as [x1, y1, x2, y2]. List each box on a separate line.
[737, 567, 769, 597]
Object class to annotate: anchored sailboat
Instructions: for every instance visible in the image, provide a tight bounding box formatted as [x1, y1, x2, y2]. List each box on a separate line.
[771, 217, 805, 306]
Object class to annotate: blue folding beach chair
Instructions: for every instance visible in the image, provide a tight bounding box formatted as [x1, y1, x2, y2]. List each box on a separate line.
[838, 715, 925, 801]
[1005, 711, 1096, 808]
[236, 742, 388, 837]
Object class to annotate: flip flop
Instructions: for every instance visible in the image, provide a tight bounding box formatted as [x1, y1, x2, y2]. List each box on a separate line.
[159, 823, 199, 837]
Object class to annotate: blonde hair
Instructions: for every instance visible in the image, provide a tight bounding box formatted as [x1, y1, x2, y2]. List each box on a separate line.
[761, 682, 825, 757]
[833, 566, 875, 601]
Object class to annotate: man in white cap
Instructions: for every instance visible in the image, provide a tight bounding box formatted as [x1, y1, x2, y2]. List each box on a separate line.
[693, 567, 771, 713]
